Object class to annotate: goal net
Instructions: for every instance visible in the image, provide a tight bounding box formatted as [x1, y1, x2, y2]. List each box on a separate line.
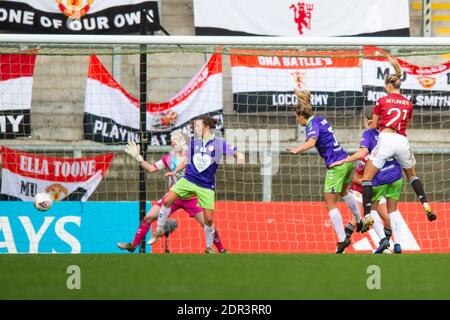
[0, 35, 449, 254]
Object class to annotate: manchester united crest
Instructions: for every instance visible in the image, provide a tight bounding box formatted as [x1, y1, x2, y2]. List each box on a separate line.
[56, 0, 94, 29]
[289, 2, 314, 35]
[46, 183, 69, 201]
[417, 76, 436, 89]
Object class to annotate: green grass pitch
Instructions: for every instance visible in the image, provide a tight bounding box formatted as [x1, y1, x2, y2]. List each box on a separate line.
[1, 254, 450, 299]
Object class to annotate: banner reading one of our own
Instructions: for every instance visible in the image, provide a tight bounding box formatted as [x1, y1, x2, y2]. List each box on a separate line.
[194, 0, 410, 37]
[0, 53, 36, 139]
[0, 0, 160, 34]
[84, 54, 223, 145]
[363, 46, 450, 110]
[231, 50, 363, 112]
[0, 146, 114, 201]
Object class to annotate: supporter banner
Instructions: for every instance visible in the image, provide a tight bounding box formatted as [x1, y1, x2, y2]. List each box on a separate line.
[0, 53, 36, 139]
[0, 146, 114, 201]
[84, 54, 223, 145]
[363, 46, 450, 110]
[231, 50, 363, 112]
[194, 0, 410, 36]
[0, 0, 160, 34]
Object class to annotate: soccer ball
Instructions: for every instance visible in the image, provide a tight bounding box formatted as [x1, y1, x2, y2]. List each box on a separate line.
[34, 192, 53, 211]
[163, 218, 178, 236]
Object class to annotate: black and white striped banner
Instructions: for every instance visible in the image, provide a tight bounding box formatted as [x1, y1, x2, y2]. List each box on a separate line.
[0, 53, 36, 139]
[84, 54, 223, 145]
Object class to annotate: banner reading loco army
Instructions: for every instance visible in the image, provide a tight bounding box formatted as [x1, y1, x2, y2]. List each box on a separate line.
[231, 50, 363, 112]
[0, 53, 36, 139]
[0, 0, 160, 34]
[0, 146, 114, 201]
[363, 46, 450, 110]
[84, 54, 223, 146]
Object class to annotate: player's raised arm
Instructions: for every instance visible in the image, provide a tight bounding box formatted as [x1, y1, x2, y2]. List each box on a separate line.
[329, 147, 368, 168]
[124, 141, 159, 174]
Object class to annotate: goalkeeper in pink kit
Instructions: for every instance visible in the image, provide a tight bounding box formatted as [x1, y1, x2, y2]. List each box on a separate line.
[117, 131, 226, 253]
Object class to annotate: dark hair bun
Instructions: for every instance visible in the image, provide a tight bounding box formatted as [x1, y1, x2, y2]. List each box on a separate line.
[196, 115, 217, 129]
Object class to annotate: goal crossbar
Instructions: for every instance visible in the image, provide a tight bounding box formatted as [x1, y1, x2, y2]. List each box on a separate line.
[1, 35, 450, 46]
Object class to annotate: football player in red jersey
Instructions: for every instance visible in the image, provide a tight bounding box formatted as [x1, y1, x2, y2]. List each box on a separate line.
[360, 54, 436, 224]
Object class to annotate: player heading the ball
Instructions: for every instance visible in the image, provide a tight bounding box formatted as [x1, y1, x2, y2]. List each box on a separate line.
[332, 107, 404, 254]
[339, 53, 436, 225]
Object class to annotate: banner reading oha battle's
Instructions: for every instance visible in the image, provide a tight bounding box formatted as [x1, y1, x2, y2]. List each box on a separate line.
[0, 146, 114, 201]
[231, 50, 363, 112]
[84, 54, 223, 146]
[0, 53, 37, 139]
[0, 0, 160, 34]
[363, 46, 450, 110]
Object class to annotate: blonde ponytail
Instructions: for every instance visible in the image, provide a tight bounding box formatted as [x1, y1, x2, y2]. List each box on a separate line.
[295, 90, 314, 119]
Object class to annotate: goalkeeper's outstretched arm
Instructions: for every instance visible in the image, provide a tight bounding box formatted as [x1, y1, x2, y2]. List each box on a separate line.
[124, 141, 159, 174]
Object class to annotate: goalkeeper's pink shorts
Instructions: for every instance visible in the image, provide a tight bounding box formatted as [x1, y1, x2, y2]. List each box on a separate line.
[155, 196, 203, 218]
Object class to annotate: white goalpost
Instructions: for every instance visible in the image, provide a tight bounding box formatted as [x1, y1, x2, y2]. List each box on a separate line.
[2, 34, 450, 45]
